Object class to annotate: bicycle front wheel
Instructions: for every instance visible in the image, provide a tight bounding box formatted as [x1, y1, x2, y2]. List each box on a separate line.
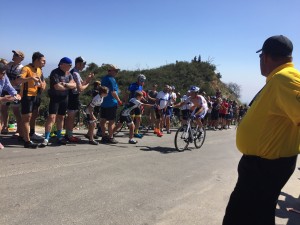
[174, 125, 190, 152]
[194, 127, 206, 149]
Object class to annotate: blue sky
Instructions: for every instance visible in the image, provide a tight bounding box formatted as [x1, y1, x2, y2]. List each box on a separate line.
[1, 0, 300, 103]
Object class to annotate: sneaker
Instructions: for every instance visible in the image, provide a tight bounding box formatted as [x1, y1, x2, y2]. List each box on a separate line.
[30, 133, 44, 141]
[39, 139, 49, 148]
[57, 138, 69, 145]
[134, 133, 143, 138]
[66, 136, 81, 143]
[167, 130, 171, 134]
[107, 137, 118, 144]
[24, 141, 38, 149]
[128, 139, 137, 144]
[89, 140, 99, 145]
[157, 132, 163, 137]
[0, 142, 4, 149]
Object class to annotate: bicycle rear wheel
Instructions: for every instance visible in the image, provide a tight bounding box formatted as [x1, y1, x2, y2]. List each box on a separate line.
[174, 125, 190, 152]
[194, 127, 206, 149]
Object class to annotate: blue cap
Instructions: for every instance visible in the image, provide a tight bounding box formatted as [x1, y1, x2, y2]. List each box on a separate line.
[59, 57, 72, 65]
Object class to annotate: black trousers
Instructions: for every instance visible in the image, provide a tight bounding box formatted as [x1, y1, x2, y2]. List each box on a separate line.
[223, 154, 297, 225]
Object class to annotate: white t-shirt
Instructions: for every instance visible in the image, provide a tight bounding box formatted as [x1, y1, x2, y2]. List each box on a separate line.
[168, 92, 177, 106]
[156, 91, 170, 109]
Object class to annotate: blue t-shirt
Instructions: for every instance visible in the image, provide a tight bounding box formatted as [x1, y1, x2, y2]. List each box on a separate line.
[128, 82, 143, 99]
[101, 75, 119, 108]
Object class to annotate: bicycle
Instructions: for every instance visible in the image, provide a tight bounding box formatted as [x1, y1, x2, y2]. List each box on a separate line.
[73, 104, 89, 129]
[174, 116, 206, 152]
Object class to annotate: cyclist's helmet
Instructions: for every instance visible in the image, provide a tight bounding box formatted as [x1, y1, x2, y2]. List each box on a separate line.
[137, 74, 146, 83]
[189, 86, 200, 93]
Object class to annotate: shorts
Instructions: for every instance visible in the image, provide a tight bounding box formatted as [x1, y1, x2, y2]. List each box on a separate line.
[165, 106, 173, 117]
[100, 106, 117, 121]
[68, 93, 80, 111]
[119, 115, 133, 125]
[226, 112, 233, 120]
[48, 95, 68, 115]
[21, 96, 38, 114]
[193, 108, 207, 119]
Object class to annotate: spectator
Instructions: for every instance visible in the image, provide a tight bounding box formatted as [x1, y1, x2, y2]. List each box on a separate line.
[125, 74, 147, 138]
[1, 50, 24, 137]
[223, 35, 300, 225]
[65, 56, 94, 142]
[146, 84, 158, 129]
[85, 86, 108, 145]
[16, 52, 46, 148]
[29, 52, 47, 141]
[41, 57, 76, 147]
[99, 64, 122, 144]
[0, 63, 21, 149]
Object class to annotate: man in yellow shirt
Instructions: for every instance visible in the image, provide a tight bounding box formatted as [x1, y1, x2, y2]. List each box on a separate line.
[17, 52, 46, 148]
[223, 35, 300, 225]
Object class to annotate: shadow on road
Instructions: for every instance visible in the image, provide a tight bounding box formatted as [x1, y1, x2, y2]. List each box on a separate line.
[139, 146, 179, 154]
[276, 192, 300, 225]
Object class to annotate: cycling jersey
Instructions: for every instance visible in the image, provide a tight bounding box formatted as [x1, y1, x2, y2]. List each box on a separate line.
[48, 68, 73, 97]
[19, 64, 43, 97]
[180, 95, 193, 110]
[168, 92, 177, 106]
[85, 94, 104, 114]
[70, 68, 83, 95]
[121, 98, 142, 116]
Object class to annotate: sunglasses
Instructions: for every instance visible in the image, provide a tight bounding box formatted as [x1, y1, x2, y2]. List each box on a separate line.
[13, 54, 20, 57]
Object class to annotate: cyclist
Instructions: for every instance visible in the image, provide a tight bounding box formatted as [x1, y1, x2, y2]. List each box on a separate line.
[85, 86, 108, 145]
[65, 56, 94, 142]
[114, 91, 153, 144]
[174, 86, 208, 129]
[125, 74, 147, 138]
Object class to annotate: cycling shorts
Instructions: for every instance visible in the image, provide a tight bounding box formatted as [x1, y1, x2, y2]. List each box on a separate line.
[48, 95, 68, 115]
[21, 96, 38, 114]
[67, 93, 80, 111]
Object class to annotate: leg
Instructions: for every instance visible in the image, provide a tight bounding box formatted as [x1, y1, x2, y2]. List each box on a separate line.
[223, 155, 297, 225]
[21, 113, 32, 142]
[1, 104, 9, 133]
[12, 105, 22, 135]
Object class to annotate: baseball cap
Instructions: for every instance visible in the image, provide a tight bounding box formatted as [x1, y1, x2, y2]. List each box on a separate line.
[0, 63, 6, 72]
[12, 50, 25, 58]
[75, 56, 86, 64]
[59, 57, 72, 65]
[107, 64, 120, 71]
[256, 35, 293, 57]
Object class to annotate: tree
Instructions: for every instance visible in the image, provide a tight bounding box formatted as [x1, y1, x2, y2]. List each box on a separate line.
[227, 82, 241, 98]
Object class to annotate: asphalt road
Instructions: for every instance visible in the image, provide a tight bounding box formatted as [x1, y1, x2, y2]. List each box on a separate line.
[0, 128, 299, 225]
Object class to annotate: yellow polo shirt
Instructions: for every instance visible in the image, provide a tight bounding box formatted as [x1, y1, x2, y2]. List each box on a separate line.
[236, 62, 300, 159]
[19, 64, 42, 97]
